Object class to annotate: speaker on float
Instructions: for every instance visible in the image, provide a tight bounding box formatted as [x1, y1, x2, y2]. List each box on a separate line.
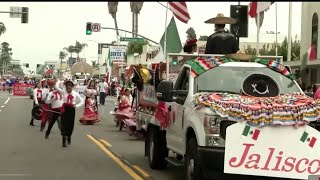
[230, 5, 248, 38]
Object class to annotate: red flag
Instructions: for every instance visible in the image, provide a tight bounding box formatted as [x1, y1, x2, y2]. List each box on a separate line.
[249, 2, 274, 18]
[168, 2, 190, 24]
[308, 44, 317, 61]
[45, 68, 53, 75]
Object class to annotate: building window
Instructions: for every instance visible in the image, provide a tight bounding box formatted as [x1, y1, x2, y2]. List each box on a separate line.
[312, 13, 318, 58]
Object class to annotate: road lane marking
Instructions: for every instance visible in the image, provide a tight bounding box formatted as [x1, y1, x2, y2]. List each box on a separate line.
[0, 106, 3, 108]
[99, 139, 112, 147]
[87, 134, 143, 180]
[132, 165, 151, 178]
[4, 97, 10, 104]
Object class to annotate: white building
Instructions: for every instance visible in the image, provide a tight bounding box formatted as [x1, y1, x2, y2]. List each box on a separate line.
[284, 2, 320, 87]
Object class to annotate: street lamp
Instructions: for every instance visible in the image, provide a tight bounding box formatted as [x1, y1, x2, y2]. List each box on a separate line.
[266, 31, 281, 56]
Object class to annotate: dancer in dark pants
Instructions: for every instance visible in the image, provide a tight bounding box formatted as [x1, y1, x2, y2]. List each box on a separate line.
[45, 79, 63, 139]
[55, 78, 84, 147]
[30, 81, 45, 126]
[99, 78, 108, 105]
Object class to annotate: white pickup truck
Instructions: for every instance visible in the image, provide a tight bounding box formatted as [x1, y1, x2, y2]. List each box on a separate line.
[139, 53, 320, 180]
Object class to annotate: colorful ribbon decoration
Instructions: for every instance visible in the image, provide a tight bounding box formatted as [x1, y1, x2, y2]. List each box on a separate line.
[193, 92, 320, 127]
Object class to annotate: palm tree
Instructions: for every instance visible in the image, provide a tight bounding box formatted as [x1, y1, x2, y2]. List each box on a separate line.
[130, 2, 143, 37]
[186, 27, 196, 39]
[0, 22, 6, 37]
[64, 45, 75, 58]
[59, 50, 67, 73]
[0, 42, 12, 75]
[73, 41, 87, 60]
[108, 2, 119, 36]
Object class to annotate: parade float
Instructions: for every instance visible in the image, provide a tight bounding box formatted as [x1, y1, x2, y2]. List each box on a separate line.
[130, 53, 320, 180]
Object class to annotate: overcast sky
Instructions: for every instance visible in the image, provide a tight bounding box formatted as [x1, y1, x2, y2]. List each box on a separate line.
[0, 1, 301, 71]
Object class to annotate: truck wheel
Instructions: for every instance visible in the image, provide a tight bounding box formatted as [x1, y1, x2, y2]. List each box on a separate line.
[185, 138, 203, 180]
[148, 126, 168, 169]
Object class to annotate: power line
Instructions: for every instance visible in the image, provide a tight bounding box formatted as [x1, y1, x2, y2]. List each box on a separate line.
[157, 2, 172, 12]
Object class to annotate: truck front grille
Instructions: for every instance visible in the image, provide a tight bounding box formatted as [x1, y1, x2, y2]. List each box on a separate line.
[220, 120, 236, 140]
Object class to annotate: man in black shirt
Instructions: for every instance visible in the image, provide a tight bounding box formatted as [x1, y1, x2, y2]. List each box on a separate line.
[204, 13, 240, 54]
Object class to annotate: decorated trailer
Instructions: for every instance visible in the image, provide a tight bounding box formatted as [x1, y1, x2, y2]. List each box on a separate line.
[135, 53, 320, 180]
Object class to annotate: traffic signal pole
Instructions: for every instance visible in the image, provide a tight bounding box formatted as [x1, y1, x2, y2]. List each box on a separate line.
[0, 8, 29, 23]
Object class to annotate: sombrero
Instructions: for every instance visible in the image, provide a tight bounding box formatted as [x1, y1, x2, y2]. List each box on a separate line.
[32, 104, 42, 120]
[224, 53, 256, 61]
[140, 66, 151, 84]
[205, 13, 236, 24]
[242, 74, 280, 97]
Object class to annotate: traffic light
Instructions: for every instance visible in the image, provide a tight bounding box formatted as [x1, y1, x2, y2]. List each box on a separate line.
[172, 59, 178, 66]
[21, 7, 29, 24]
[86, 22, 92, 35]
[25, 63, 29, 68]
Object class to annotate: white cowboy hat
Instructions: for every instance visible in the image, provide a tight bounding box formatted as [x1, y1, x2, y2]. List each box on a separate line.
[204, 13, 236, 24]
[224, 53, 256, 61]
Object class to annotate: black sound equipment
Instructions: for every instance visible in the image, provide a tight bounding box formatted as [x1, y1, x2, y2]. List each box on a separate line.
[230, 5, 248, 38]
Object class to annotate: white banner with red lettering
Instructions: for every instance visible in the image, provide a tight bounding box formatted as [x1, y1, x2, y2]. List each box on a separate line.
[224, 122, 320, 179]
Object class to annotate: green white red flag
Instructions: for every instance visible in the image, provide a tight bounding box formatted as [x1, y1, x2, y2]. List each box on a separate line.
[300, 131, 317, 148]
[242, 125, 260, 140]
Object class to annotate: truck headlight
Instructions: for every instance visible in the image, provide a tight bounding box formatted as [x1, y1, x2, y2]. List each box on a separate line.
[203, 115, 225, 147]
[203, 115, 222, 135]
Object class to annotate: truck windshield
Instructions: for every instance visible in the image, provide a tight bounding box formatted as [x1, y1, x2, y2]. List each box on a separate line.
[196, 66, 301, 94]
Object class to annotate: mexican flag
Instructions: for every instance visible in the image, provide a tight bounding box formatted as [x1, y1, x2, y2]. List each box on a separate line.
[159, 17, 182, 55]
[242, 125, 260, 140]
[300, 131, 317, 148]
[248, 2, 275, 18]
[44, 64, 53, 75]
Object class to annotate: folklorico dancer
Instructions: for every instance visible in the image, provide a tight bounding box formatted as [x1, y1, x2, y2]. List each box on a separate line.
[44, 79, 63, 139]
[40, 79, 49, 131]
[55, 78, 84, 147]
[30, 81, 46, 126]
[183, 38, 198, 54]
[80, 79, 99, 125]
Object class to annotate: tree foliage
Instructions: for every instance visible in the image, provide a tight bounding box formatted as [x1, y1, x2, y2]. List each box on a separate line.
[0, 42, 13, 75]
[59, 51, 67, 60]
[0, 22, 6, 37]
[186, 27, 196, 39]
[74, 41, 87, 58]
[244, 35, 300, 61]
[199, 35, 209, 41]
[127, 40, 147, 55]
[108, 2, 119, 36]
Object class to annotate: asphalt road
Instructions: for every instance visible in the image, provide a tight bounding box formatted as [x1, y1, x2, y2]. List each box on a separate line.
[0, 93, 294, 180]
[0, 94, 134, 180]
